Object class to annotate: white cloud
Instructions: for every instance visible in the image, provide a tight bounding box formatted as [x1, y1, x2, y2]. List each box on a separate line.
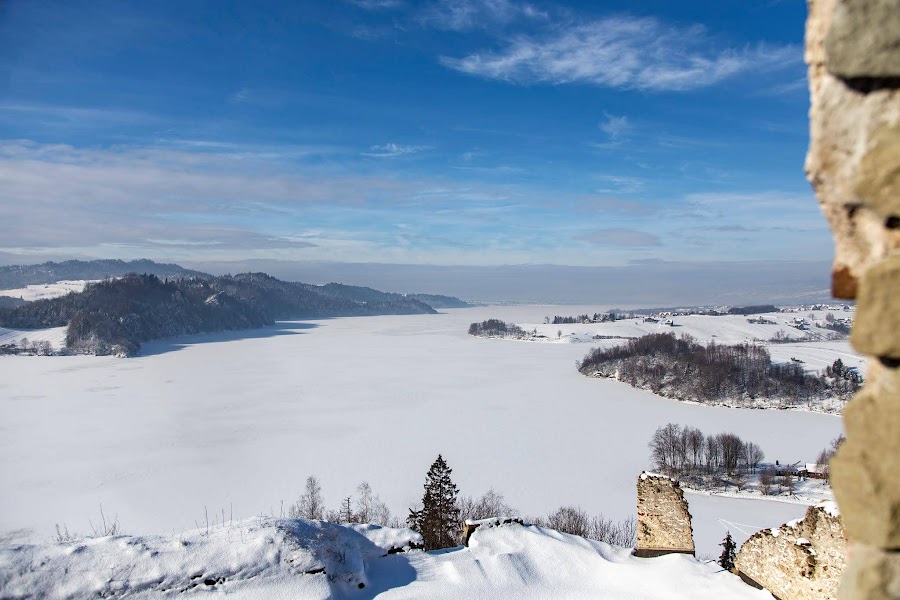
[441, 16, 800, 91]
[347, 0, 404, 9]
[599, 112, 629, 139]
[362, 142, 430, 157]
[419, 0, 547, 31]
[593, 175, 644, 194]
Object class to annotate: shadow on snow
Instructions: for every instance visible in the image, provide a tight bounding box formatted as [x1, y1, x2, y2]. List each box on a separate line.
[137, 321, 319, 357]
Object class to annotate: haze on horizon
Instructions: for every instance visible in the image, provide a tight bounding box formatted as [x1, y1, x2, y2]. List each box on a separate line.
[0, 0, 832, 303]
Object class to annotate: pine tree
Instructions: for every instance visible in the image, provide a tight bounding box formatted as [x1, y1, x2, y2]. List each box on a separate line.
[718, 531, 736, 571]
[408, 454, 460, 550]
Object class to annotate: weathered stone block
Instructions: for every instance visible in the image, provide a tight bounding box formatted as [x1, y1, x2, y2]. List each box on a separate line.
[831, 387, 900, 548]
[735, 502, 847, 600]
[634, 472, 694, 557]
[825, 0, 900, 79]
[840, 544, 900, 600]
[855, 125, 900, 223]
[850, 256, 900, 358]
[805, 0, 900, 299]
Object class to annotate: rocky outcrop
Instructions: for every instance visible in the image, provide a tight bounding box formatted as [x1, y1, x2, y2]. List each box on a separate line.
[735, 502, 847, 600]
[634, 472, 694, 558]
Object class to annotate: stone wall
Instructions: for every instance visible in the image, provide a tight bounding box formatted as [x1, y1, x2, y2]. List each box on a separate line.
[805, 1, 900, 598]
[634, 472, 694, 557]
[735, 502, 847, 600]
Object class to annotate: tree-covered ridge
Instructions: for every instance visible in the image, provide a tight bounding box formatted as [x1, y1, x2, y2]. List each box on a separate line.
[0, 259, 209, 289]
[578, 333, 861, 408]
[0, 272, 438, 356]
[404, 293, 471, 309]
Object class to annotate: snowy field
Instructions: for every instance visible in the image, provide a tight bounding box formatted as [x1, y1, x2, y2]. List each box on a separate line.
[0, 306, 844, 559]
[0, 279, 96, 302]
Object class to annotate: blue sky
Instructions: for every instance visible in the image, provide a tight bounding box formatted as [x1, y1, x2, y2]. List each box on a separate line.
[0, 0, 831, 270]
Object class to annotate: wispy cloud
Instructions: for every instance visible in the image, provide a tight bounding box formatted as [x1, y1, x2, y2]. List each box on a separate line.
[599, 112, 629, 139]
[419, 0, 547, 31]
[593, 175, 644, 194]
[346, 0, 404, 10]
[441, 16, 799, 91]
[758, 76, 808, 97]
[362, 142, 430, 157]
[576, 228, 662, 247]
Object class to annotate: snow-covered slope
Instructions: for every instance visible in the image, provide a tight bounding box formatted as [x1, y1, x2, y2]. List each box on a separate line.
[0, 326, 68, 350]
[0, 519, 769, 599]
[508, 309, 865, 376]
[0, 280, 97, 302]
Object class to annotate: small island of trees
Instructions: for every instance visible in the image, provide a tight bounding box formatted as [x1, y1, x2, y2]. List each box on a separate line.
[578, 332, 860, 410]
[468, 319, 527, 338]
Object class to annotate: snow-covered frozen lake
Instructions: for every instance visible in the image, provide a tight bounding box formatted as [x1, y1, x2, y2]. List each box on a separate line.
[0, 305, 844, 557]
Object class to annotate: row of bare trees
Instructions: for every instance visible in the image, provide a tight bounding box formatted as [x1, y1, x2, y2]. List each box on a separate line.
[289, 476, 395, 527]
[290, 475, 636, 548]
[649, 423, 765, 477]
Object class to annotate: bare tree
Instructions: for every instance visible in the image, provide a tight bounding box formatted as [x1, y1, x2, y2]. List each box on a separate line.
[290, 476, 325, 520]
[743, 442, 764, 473]
[458, 488, 517, 522]
[732, 470, 750, 492]
[759, 467, 775, 495]
[649, 423, 684, 473]
[590, 515, 637, 547]
[783, 472, 795, 496]
[340, 496, 355, 523]
[547, 506, 590, 537]
[705, 434, 721, 473]
[686, 427, 705, 471]
[717, 433, 744, 474]
[354, 481, 392, 526]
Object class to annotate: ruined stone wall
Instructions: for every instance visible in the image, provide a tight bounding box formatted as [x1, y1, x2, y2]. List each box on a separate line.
[805, 1, 900, 598]
[634, 472, 694, 557]
[735, 503, 847, 600]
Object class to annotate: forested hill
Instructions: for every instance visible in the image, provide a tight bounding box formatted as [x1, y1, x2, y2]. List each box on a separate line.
[0, 272, 437, 356]
[0, 259, 209, 289]
[306, 283, 472, 308]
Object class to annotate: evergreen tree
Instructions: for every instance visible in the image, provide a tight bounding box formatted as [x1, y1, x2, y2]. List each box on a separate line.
[718, 531, 736, 571]
[408, 454, 461, 550]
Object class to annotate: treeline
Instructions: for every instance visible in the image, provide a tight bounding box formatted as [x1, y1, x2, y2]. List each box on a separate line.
[726, 305, 778, 315]
[0, 259, 207, 289]
[0, 272, 437, 356]
[549, 312, 628, 324]
[648, 423, 764, 477]
[291, 456, 636, 552]
[468, 319, 526, 338]
[578, 332, 860, 407]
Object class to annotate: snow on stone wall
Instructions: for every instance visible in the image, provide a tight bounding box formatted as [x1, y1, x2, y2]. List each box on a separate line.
[734, 502, 847, 600]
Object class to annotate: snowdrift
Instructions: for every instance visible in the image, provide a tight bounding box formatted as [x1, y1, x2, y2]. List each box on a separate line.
[0, 518, 771, 599]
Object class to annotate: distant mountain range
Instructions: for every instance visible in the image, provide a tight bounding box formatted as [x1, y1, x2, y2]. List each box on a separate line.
[0, 260, 471, 356]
